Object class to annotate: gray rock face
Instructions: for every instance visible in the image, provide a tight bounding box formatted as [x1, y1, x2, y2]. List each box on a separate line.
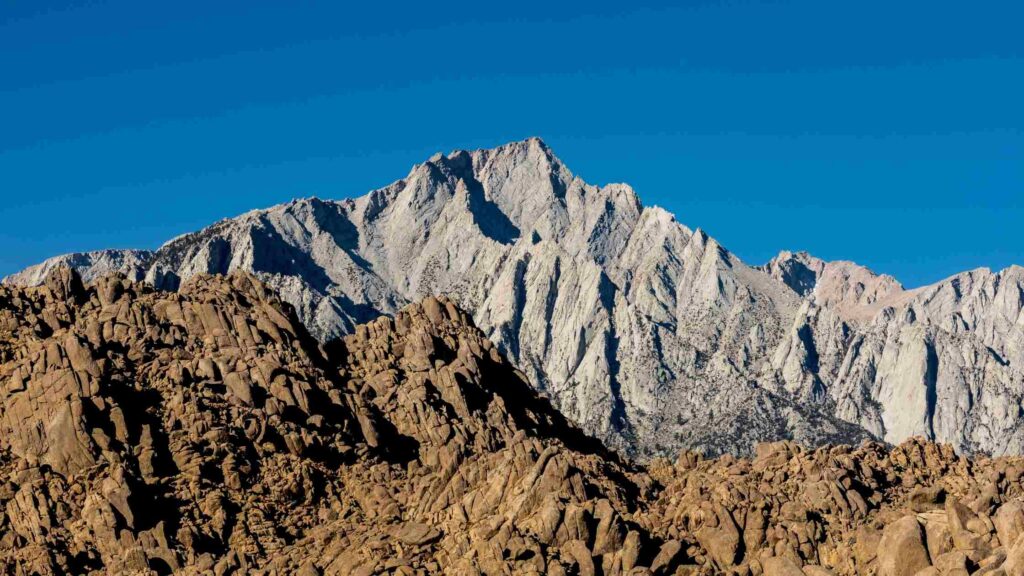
[760, 251, 1024, 455]
[8, 138, 1022, 458]
[10, 249, 153, 285]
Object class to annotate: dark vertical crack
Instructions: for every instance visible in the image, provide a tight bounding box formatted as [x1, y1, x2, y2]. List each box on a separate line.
[503, 257, 530, 361]
[924, 338, 939, 439]
[541, 257, 561, 360]
[598, 273, 634, 444]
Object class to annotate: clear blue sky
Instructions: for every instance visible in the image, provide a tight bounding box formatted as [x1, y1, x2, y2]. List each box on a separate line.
[1, 1, 1021, 287]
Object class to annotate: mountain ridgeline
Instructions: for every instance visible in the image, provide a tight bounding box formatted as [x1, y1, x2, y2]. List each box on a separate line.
[9, 138, 1024, 459]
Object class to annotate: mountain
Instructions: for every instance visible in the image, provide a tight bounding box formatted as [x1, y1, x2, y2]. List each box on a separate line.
[10, 248, 153, 285]
[8, 138, 1024, 458]
[4, 268, 1024, 575]
[760, 251, 1024, 455]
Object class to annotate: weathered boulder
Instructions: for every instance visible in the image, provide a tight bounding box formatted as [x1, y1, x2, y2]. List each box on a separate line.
[762, 556, 806, 576]
[878, 516, 932, 576]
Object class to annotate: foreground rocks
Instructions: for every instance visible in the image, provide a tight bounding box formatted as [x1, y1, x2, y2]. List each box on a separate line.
[2, 268, 1024, 575]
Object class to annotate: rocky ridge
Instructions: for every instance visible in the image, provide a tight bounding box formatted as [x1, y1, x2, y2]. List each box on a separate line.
[8, 139, 1023, 459]
[4, 269, 1024, 575]
[0, 267, 655, 574]
[758, 251, 1024, 455]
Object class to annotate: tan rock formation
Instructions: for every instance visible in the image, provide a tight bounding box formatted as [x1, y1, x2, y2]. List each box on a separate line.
[2, 268, 1024, 575]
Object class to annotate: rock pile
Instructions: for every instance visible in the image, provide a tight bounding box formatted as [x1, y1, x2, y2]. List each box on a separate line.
[0, 268, 659, 575]
[642, 439, 1024, 575]
[2, 267, 1024, 575]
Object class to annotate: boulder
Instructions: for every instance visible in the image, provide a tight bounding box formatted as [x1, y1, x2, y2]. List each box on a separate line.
[878, 516, 932, 576]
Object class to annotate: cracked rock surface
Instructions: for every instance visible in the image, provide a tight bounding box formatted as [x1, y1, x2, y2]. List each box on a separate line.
[0, 267, 656, 575]
[4, 268, 1024, 575]
[9, 139, 1022, 460]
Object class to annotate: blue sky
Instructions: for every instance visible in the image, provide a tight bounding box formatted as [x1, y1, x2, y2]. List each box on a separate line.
[1, 1, 1021, 287]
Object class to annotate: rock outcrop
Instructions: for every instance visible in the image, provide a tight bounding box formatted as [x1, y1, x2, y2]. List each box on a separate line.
[641, 438, 1024, 576]
[8, 139, 1023, 459]
[0, 267, 661, 574]
[3, 268, 1024, 575]
[759, 251, 1024, 456]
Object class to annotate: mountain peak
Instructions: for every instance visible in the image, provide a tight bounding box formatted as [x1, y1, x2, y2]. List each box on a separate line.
[760, 250, 907, 307]
[8, 141, 1024, 461]
[760, 250, 828, 296]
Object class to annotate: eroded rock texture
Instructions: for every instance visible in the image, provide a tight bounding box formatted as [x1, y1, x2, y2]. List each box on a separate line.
[0, 267, 657, 575]
[5, 139, 872, 458]
[3, 268, 1024, 576]
[759, 251, 1024, 456]
[642, 439, 1024, 576]
[9, 139, 1022, 460]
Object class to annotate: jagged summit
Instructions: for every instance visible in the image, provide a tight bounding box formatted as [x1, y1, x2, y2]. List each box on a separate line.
[8, 139, 1024, 459]
[759, 249, 906, 314]
[759, 250, 826, 296]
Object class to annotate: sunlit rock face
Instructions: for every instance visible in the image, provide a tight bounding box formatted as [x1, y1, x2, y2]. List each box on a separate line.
[9, 138, 1023, 458]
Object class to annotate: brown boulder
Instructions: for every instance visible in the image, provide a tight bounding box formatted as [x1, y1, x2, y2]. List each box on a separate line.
[695, 506, 741, 569]
[762, 556, 805, 576]
[878, 516, 932, 576]
[996, 503, 1024, 549]
[1006, 534, 1024, 576]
